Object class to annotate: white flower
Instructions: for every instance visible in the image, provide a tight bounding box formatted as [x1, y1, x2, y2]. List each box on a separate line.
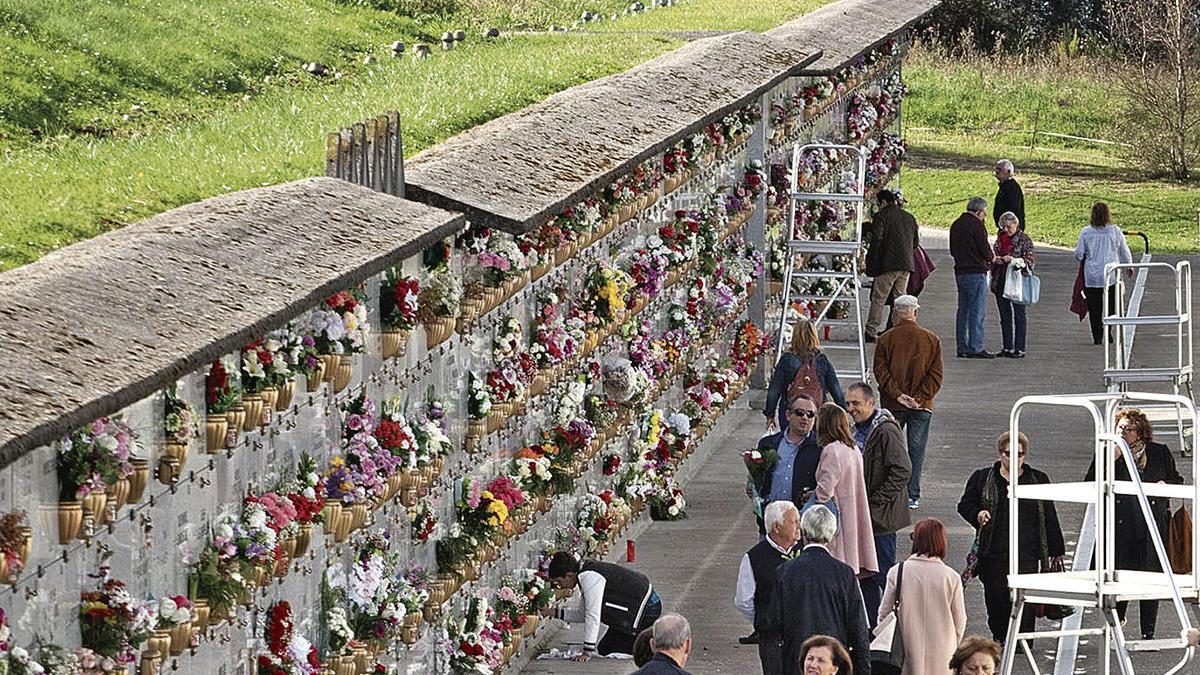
[96, 434, 119, 452]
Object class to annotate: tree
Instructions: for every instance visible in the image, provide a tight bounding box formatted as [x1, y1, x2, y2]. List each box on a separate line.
[1107, 0, 1200, 179]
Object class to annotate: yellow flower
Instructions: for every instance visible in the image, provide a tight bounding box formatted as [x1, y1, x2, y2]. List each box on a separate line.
[486, 498, 509, 525]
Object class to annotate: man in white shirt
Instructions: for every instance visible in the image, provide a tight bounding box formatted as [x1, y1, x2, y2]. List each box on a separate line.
[734, 500, 800, 675]
[547, 552, 662, 662]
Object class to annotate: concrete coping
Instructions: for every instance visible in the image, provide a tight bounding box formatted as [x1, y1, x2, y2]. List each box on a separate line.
[404, 31, 818, 235]
[765, 0, 942, 74]
[0, 177, 464, 469]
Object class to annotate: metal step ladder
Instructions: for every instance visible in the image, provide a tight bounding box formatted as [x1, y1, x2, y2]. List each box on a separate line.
[1103, 259, 1194, 456]
[771, 143, 868, 383]
[1002, 392, 1199, 675]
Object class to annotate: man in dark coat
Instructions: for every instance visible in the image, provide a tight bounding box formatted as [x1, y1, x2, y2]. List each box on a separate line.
[761, 505, 872, 675]
[863, 189, 919, 341]
[845, 381, 911, 628]
[632, 614, 693, 675]
[993, 159, 1026, 231]
[948, 196, 995, 358]
[752, 394, 821, 523]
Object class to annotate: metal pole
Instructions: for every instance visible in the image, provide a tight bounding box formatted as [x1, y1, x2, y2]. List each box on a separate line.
[749, 93, 769, 389]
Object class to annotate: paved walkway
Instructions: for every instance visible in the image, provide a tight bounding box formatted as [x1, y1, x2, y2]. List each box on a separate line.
[521, 228, 1199, 674]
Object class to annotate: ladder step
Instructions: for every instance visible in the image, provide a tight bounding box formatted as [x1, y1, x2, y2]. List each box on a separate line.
[1104, 367, 1193, 382]
[822, 344, 863, 350]
[787, 241, 861, 254]
[786, 270, 857, 279]
[786, 294, 855, 302]
[1103, 314, 1189, 326]
[833, 369, 866, 380]
[791, 192, 864, 202]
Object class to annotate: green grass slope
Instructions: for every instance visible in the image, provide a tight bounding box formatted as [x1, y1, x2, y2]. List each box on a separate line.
[901, 44, 1200, 252]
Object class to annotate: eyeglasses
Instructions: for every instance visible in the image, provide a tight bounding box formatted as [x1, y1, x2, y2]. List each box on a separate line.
[789, 409, 816, 418]
[1117, 424, 1134, 433]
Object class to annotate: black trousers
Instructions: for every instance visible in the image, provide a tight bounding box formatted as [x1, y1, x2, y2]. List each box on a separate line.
[977, 556, 1035, 642]
[1083, 285, 1117, 344]
[758, 638, 784, 675]
[597, 595, 662, 655]
[1115, 539, 1162, 638]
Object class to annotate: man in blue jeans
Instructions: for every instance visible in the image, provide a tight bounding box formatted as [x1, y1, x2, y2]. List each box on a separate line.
[873, 295, 943, 509]
[948, 196, 995, 359]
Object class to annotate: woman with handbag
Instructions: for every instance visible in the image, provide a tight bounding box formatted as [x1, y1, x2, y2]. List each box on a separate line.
[1083, 408, 1183, 639]
[814, 403, 878, 579]
[876, 518, 965, 675]
[957, 431, 1066, 642]
[990, 211, 1035, 358]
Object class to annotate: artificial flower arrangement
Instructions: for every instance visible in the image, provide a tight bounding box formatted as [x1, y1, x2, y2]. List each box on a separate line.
[245, 489, 298, 575]
[466, 372, 492, 433]
[648, 474, 687, 521]
[529, 288, 578, 372]
[190, 512, 253, 622]
[865, 133, 908, 190]
[79, 575, 153, 670]
[479, 231, 525, 288]
[275, 323, 321, 387]
[435, 521, 482, 576]
[492, 316, 523, 363]
[325, 532, 403, 649]
[439, 596, 503, 675]
[731, 321, 771, 376]
[492, 568, 553, 635]
[484, 364, 524, 409]
[374, 401, 418, 468]
[326, 394, 392, 509]
[626, 245, 669, 301]
[417, 270, 462, 347]
[302, 290, 368, 393]
[412, 397, 453, 471]
[743, 159, 767, 198]
[583, 262, 631, 326]
[600, 357, 651, 405]
[286, 453, 325, 553]
[163, 389, 200, 448]
[380, 270, 420, 360]
[510, 446, 553, 498]
[151, 594, 195, 657]
[456, 476, 513, 541]
[574, 490, 630, 556]
[659, 210, 701, 270]
[56, 416, 138, 541]
[0, 511, 30, 584]
[408, 499, 438, 544]
[258, 601, 321, 675]
[319, 601, 356, 667]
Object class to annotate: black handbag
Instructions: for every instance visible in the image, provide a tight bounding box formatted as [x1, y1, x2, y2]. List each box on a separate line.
[1034, 501, 1076, 621]
[870, 562, 905, 674]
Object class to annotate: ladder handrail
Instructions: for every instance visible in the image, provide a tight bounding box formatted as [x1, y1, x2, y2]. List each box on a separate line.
[1103, 260, 1192, 375]
[772, 142, 868, 376]
[1005, 392, 1200, 674]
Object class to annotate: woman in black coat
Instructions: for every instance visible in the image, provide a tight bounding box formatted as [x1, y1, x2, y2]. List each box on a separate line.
[1084, 408, 1184, 639]
[958, 431, 1066, 642]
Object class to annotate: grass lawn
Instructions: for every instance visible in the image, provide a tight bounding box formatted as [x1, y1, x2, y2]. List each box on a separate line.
[0, 0, 836, 272]
[901, 44, 1200, 253]
[583, 0, 830, 33]
[0, 33, 678, 271]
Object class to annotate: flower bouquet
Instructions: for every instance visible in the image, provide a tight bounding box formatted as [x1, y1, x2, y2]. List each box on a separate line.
[258, 601, 321, 675]
[206, 358, 244, 446]
[56, 416, 138, 542]
[408, 500, 438, 544]
[583, 262, 631, 327]
[152, 595, 194, 656]
[465, 372, 492, 442]
[418, 270, 461, 347]
[648, 475, 687, 521]
[379, 270, 420, 360]
[287, 453, 324, 557]
[79, 576, 153, 667]
[434, 523, 480, 579]
[456, 477, 511, 543]
[275, 324, 319, 399]
[440, 597, 503, 675]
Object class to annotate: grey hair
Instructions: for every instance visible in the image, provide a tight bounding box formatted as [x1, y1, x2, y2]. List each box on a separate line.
[997, 159, 1014, 173]
[800, 505, 837, 544]
[651, 613, 691, 650]
[764, 500, 798, 533]
[998, 211, 1020, 228]
[967, 196, 988, 213]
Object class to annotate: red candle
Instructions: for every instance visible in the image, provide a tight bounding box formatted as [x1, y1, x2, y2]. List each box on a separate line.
[626, 539, 636, 562]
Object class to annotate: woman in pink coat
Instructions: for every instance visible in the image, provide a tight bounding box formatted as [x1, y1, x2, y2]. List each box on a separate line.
[814, 403, 878, 577]
[878, 518, 966, 675]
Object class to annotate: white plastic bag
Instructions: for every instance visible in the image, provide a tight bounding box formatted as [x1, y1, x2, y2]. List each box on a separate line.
[1003, 261, 1040, 305]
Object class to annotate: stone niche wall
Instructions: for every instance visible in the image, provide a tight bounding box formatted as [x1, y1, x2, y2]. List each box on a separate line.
[0, 9, 926, 675]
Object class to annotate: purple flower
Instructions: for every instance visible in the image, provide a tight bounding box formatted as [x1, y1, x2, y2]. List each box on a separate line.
[346, 414, 364, 431]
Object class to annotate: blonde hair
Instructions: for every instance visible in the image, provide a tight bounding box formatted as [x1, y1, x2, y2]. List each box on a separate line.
[996, 431, 1030, 456]
[789, 317, 821, 357]
[817, 403, 855, 448]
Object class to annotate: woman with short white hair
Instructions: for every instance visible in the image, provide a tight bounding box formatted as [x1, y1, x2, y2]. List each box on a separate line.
[990, 210, 1035, 358]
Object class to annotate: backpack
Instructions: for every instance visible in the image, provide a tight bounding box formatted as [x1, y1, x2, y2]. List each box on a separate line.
[786, 354, 824, 405]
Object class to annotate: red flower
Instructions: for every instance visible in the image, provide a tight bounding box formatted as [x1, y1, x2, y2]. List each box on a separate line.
[593, 516, 612, 532]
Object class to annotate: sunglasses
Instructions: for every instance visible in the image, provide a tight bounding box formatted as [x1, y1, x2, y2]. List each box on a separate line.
[789, 409, 816, 418]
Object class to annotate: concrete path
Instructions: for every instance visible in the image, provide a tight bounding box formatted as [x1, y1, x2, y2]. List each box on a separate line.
[521, 227, 1198, 674]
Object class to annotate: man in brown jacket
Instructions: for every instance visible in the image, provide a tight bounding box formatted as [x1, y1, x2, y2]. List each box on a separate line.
[873, 294, 943, 511]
